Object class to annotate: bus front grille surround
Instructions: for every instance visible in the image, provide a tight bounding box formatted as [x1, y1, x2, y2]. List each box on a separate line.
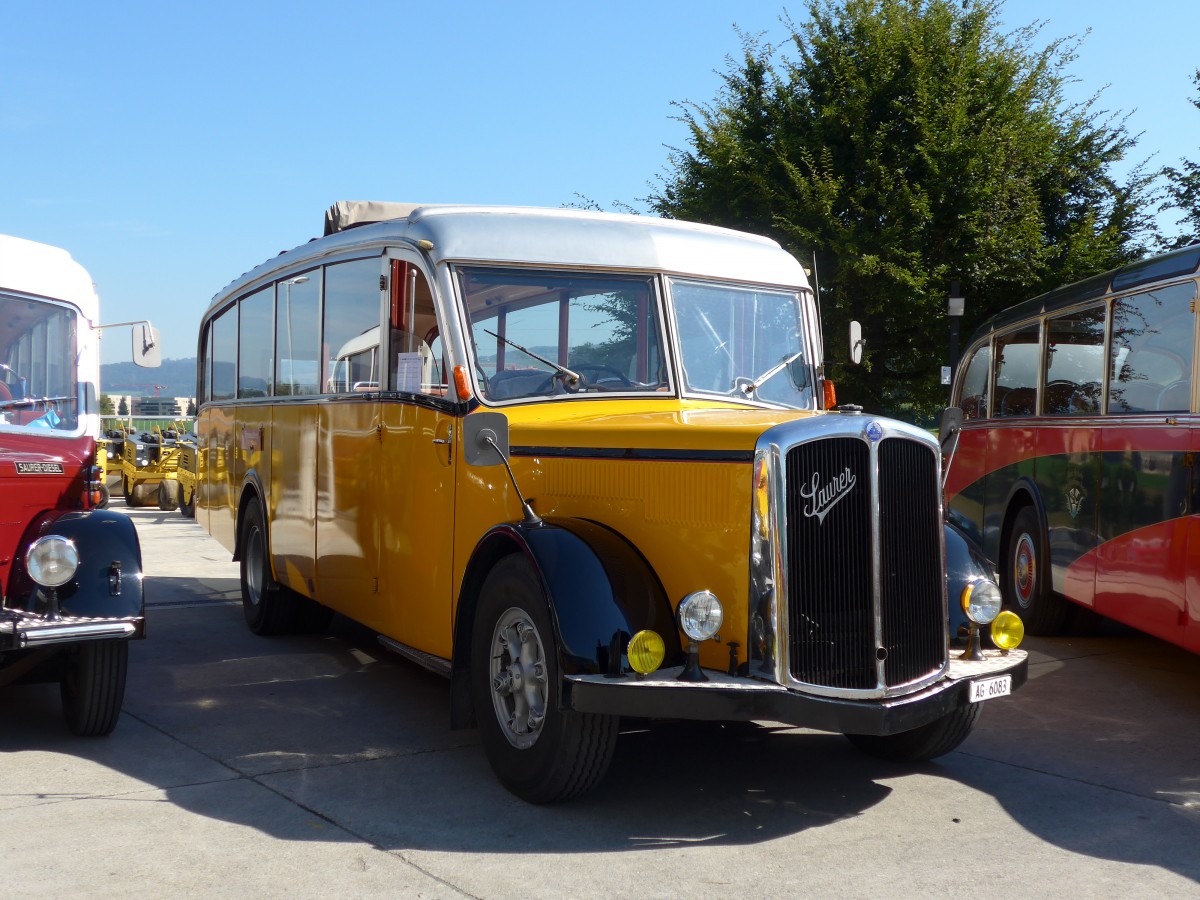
[760, 422, 948, 699]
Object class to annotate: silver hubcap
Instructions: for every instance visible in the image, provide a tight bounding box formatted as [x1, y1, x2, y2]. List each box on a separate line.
[1013, 533, 1036, 608]
[489, 607, 548, 749]
[245, 526, 264, 607]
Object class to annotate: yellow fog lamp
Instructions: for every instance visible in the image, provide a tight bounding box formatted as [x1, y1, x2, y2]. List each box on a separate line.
[677, 590, 723, 682]
[627, 630, 666, 676]
[990, 610, 1024, 651]
[959, 578, 1002, 661]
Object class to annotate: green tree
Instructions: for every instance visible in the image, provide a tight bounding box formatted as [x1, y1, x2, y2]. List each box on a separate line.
[650, 0, 1156, 419]
[117, 396, 129, 416]
[186, 398, 197, 416]
[99, 393, 115, 415]
[1162, 70, 1200, 249]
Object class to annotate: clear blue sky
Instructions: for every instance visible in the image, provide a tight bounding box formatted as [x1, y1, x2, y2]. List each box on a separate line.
[2, 1, 1195, 365]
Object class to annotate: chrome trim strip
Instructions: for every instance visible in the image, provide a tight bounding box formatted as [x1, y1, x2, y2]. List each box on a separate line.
[378, 635, 452, 677]
[2, 618, 140, 647]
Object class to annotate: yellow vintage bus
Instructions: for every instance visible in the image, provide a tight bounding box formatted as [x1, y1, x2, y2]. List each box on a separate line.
[195, 202, 1027, 802]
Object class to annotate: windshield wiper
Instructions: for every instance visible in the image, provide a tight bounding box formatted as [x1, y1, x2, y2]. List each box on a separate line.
[484, 329, 581, 388]
[738, 351, 805, 397]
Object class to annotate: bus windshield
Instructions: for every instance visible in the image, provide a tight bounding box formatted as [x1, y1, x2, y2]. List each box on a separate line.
[0, 295, 81, 434]
[670, 278, 815, 408]
[460, 267, 668, 402]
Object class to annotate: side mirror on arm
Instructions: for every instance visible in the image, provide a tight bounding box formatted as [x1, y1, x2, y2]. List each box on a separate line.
[849, 321, 863, 365]
[939, 406, 963, 457]
[132, 324, 162, 368]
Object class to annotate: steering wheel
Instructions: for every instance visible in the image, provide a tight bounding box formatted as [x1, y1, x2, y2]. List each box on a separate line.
[573, 364, 634, 390]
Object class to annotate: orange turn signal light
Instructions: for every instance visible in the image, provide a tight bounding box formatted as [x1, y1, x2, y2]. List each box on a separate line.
[453, 365, 471, 401]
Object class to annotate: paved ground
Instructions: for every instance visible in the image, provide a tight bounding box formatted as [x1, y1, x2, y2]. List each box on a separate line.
[2, 500, 1199, 898]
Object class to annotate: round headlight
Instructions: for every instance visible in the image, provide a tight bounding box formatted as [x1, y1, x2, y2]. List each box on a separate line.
[991, 610, 1025, 650]
[627, 630, 666, 675]
[25, 535, 80, 588]
[678, 590, 723, 642]
[961, 579, 1003, 625]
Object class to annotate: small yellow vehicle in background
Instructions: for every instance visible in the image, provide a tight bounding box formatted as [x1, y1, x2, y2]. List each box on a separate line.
[172, 431, 199, 518]
[120, 424, 188, 509]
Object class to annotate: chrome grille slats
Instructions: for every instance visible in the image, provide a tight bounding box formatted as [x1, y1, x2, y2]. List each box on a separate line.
[784, 438, 875, 689]
[878, 437, 946, 686]
[763, 417, 949, 698]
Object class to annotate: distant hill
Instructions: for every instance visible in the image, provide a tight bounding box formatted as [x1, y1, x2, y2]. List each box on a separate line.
[101, 357, 197, 399]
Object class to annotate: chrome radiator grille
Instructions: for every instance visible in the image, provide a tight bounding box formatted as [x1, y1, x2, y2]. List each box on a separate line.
[783, 433, 944, 693]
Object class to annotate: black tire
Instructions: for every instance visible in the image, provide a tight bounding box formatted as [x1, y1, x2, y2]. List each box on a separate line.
[157, 480, 179, 511]
[1003, 504, 1071, 634]
[95, 483, 111, 509]
[60, 640, 129, 736]
[845, 703, 981, 762]
[239, 503, 296, 635]
[471, 555, 618, 803]
[178, 484, 195, 518]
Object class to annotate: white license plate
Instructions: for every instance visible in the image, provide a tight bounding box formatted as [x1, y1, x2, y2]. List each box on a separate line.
[968, 674, 1012, 703]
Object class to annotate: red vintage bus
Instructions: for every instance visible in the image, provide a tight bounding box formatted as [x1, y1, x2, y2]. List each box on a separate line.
[944, 243, 1200, 653]
[1, 234, 159, 734]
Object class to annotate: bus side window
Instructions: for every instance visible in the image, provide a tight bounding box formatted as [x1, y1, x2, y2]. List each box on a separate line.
[390, 266, 446, 397]
[958, 343, 990, 420]
[1044, 305, 1105, 416]
[1109, 281, 1199, 414]
[993, 324, 1040, 418]
[324, 259, 382, 394]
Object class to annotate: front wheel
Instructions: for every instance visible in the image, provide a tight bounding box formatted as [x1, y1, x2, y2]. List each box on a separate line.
[470, 555, 618, 803]
[239, 503, 296, 635]
[1003, 505, 1071, 634]
[60, 640, 129, 736]
[845, 703, 981, 762]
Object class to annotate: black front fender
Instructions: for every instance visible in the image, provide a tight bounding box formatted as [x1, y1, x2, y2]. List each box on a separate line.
[945, 518, 996, 637]
[7, 509, 145, 622]
[450, 517, 680, 728]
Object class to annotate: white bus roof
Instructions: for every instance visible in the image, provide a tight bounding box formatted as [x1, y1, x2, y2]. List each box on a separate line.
[0, 234, 99, 321]
[208, 204, 811, 313]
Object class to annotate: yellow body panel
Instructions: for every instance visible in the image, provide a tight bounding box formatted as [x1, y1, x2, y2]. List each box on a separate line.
[200, 395, 811, 669]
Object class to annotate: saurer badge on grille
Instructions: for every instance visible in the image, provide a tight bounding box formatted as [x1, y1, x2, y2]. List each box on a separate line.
[800, 467, 856, 524]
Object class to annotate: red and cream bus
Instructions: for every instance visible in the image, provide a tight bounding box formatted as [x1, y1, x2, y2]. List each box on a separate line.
[1, 233, 160, 734]
[945, 243, 1200, 652]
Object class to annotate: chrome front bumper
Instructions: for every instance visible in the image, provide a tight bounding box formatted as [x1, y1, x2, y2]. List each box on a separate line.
[1, 611, 143, 650]
[566, 648, 1027, 736]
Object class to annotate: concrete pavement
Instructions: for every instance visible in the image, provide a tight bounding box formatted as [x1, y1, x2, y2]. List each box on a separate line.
[2, 500, 1199, 898]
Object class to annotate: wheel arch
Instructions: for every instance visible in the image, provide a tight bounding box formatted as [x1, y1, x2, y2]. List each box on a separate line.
[232, 471, 268, 563]
[999, 477, 1047, 559]
[449, 518, 681, 730]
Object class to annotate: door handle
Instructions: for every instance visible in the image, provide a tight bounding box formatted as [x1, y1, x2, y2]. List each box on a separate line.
[432, 423, 453, 464]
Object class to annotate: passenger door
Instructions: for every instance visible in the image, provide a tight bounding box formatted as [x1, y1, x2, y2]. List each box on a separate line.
[373, 254, 458, 659]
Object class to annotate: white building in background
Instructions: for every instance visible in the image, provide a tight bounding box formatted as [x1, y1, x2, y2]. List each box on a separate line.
[106, 395, 191, 417]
